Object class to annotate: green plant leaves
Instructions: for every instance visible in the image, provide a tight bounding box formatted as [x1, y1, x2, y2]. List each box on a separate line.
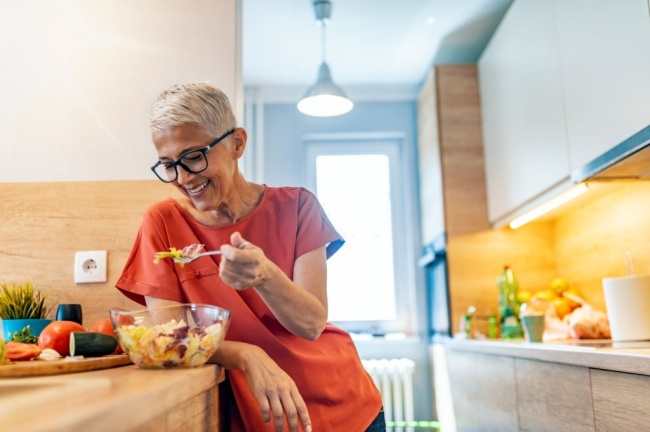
[0, 281, 50, 319]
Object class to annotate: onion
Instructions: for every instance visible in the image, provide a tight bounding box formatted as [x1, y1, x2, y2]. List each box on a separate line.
[37, 348, 62, 361]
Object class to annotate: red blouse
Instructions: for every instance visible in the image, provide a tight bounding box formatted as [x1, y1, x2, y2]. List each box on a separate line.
[116, 186, 382, 431]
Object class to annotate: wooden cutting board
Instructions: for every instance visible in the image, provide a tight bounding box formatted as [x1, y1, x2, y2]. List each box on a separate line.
[0, 354, 132, 378]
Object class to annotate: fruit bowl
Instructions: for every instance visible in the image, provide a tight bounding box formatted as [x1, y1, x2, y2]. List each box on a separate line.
[109, 304, 230, 369]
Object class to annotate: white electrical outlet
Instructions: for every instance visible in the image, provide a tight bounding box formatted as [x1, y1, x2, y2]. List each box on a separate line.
[74, 250, 108, 283]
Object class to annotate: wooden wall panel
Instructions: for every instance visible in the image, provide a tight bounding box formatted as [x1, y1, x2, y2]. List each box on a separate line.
[436, 64, 490, 236]
[555, 182, 650, 312]
[0, 181, 181, 327]
[448, 223, 557, 333]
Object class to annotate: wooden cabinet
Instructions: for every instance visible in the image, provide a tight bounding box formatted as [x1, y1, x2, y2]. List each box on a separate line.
[446, 349, 518, 432]
[555, 0, 650, 171]
[445, 345, 650, 431]
[591, 369, 650, 431]
[417, 65, 489, 244]
[446, 351, 596, 431]
[479, 0, 570, 225]
[515, 359, 595, 432]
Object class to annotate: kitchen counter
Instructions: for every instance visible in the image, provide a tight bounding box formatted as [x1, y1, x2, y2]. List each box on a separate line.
[442, 337, 650, 431]
[445, 337, 650, 376]
[0, 363, 225, 432]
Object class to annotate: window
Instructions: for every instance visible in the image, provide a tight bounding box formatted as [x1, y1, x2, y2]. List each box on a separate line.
[306, 135, 413, 335]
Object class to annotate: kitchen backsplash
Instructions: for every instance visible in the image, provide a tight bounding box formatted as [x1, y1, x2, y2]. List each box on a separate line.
[555, 182, 650, 308]
[0, 181, 181, 326]
[448, 181, 650, 331]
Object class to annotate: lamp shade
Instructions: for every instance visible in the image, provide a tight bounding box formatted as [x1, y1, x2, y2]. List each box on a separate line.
[297, 62, 353, 117]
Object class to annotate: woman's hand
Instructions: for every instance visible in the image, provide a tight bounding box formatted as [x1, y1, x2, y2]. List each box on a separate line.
[218, 232, 328, 340]
[215, 341, 312, 432]
[218, 232, 271, 290]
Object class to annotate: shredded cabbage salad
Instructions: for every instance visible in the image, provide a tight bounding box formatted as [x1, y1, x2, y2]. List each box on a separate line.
[115, 319, 224, 368]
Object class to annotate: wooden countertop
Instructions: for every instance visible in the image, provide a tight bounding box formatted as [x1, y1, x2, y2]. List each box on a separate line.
[0, 363, 224, 432]
[444, 337, 650, 376]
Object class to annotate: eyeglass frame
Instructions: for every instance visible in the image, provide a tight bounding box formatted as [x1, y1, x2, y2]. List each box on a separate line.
[150, 129, 235, 183]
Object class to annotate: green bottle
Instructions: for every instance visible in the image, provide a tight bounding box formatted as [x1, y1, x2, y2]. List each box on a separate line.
[498, 265, 523, 339]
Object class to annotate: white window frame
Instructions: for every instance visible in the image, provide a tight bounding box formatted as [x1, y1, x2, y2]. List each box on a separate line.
[304, 132, 416, 335]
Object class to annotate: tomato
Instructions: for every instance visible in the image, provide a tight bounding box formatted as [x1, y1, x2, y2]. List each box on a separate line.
[116, 314, 135, 327]
[6, 341, 41, 361]
[38, 321, 86, 356]
[88, 319, 122, 354]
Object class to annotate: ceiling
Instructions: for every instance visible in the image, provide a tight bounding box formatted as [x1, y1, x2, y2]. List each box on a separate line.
[242, 0, 513, 103]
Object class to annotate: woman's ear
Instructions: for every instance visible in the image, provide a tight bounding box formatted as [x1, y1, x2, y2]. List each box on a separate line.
[231, 128, 248, 159]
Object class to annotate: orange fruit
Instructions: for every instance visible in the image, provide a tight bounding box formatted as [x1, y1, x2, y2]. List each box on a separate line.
[551, 297, 572, 319]
[562, 287, 585, 310]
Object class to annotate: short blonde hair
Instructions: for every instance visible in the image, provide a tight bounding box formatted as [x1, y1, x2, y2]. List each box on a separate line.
[149, 82, 237, 139]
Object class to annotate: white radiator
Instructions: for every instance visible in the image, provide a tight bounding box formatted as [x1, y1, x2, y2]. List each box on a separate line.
[362, 358, 416, 432]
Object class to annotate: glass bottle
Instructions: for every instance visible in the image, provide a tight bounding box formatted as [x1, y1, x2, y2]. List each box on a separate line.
[498, 265, 523, 339]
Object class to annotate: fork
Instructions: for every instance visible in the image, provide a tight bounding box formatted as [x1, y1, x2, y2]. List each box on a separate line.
[173, 242, 249, 264]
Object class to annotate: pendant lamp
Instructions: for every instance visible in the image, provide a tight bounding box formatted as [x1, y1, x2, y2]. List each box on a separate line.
[297, 0, 353, 117]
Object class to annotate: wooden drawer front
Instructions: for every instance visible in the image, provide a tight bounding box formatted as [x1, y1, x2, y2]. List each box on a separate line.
[591, 369, 650, 431]
[516, 359, 594, 432]
[447, 349, 518, 432]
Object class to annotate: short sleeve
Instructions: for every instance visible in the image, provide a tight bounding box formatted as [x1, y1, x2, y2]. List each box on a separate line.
[295, 188, 344, 259]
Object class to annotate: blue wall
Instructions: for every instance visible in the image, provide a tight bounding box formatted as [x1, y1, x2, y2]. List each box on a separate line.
[263, 101, 419, 188]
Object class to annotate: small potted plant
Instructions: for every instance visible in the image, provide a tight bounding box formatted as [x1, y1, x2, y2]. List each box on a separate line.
[0, 281, 52, 342]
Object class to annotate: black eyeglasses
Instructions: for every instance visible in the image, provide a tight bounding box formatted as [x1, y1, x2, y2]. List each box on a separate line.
[151, 129, 235, 183]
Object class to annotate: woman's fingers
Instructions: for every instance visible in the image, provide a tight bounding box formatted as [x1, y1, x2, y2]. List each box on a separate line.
[285, 388, 311, 432]
[219, 238, 268, 290]
[262, 389, 310, 432]
[246, 355, 311, 432]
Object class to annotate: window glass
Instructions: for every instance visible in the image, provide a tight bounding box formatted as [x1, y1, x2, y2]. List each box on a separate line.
[306, 137, 410, 335]
[315, 154, 396, 321]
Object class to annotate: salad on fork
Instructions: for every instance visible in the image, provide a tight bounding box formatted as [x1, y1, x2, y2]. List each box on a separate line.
[154, 243, 209, 267]
[154, 242, 249, 266]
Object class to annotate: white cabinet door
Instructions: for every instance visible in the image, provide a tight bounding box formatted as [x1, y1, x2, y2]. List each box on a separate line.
[479, 0, 570, 224]
[417, 69, 446, 245]
[555, 0, 650, 171]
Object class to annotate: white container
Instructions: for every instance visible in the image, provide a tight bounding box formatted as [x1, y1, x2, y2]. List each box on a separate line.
[603, 275, 650, 341]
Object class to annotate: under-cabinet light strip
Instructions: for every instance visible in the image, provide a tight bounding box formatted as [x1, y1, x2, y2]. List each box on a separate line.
[509, 183, 589, 229]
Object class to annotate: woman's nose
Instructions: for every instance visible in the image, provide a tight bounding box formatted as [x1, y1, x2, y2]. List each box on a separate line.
[175, 166, 195, 184]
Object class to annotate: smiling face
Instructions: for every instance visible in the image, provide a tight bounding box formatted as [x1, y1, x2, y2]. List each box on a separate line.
[153, 124, 245, 213]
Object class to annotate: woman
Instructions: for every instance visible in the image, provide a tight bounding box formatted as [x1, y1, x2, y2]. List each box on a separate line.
[115, 82, 384, 432]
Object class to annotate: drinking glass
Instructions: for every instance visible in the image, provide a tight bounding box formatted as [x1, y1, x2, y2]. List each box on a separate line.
[56, 304, 83, 325]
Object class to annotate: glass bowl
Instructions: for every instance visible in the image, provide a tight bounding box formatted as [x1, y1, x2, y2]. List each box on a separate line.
[110, 303, 231, 369]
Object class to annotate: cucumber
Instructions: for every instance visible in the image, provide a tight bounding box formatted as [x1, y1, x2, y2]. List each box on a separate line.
[70, 331, 118, 357]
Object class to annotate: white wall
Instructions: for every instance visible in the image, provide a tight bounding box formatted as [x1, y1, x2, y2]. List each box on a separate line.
[0, 0, 240, 182]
